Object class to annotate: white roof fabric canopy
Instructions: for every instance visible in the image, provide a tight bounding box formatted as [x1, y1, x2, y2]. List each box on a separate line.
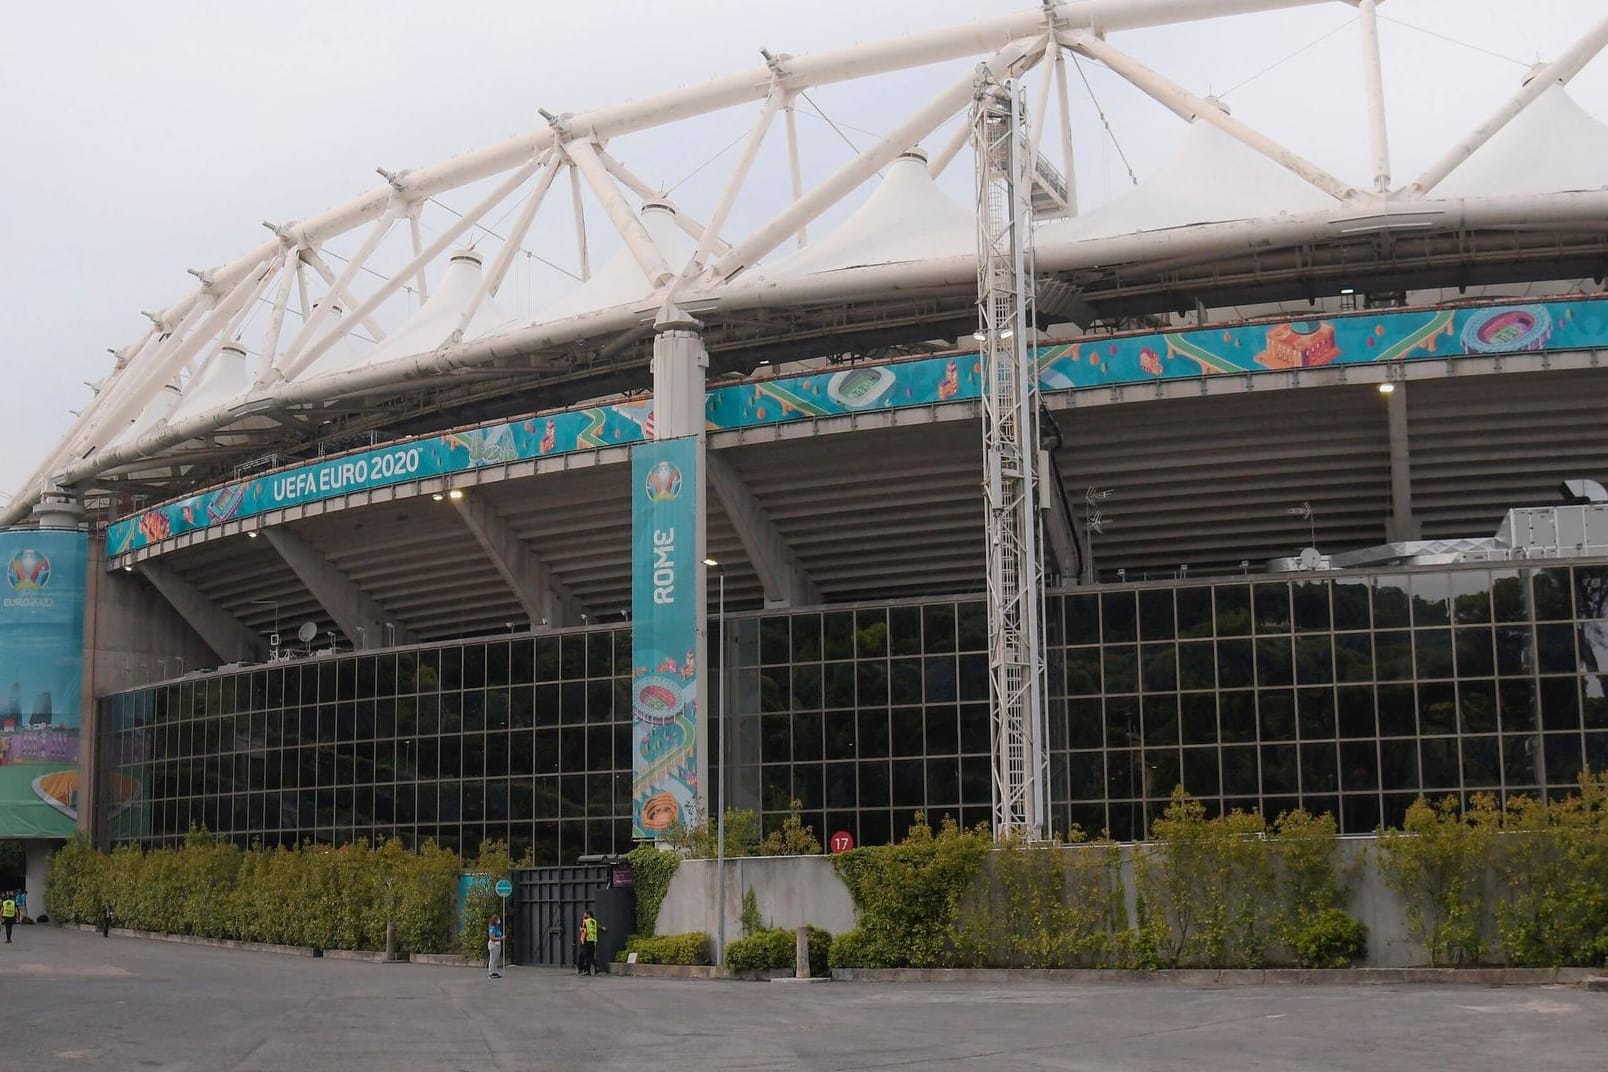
[528, 204, 692, 324]
[300, 252, 515, 382]
[1038, 119, 1341, 244]
[169, 343, 250, 424]
[1435, 83, 1608, 199]
[751, 150, 974, 280]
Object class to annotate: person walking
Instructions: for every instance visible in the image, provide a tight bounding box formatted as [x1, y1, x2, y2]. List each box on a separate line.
[486, 915, 504, 979]
[2, 893, 16, 943]
[578, 909, 606, 976]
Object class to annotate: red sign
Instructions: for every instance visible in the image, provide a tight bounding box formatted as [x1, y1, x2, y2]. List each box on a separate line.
[829, 830, 855, 854]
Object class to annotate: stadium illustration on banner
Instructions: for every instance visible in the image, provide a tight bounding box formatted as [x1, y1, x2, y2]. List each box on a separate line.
[0, 529, 88, 838]
[106, 297, 1606, 558]
[629, 438, 701, 838]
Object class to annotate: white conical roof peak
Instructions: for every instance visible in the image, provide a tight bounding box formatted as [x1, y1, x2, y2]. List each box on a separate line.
[1040, 119, 1340, 243]
[298, 250, 514, 382]
[529, 204, 692, 324]
[170, 343, 251, 424]
[753, 151, 972, 279]
[1435, 83, 1608, 199]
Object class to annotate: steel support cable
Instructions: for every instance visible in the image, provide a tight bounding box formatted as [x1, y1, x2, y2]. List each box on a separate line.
[1217, 16, 1358, 98]
[1069, 52, 1138, 187]
[1378, 14, 1532, 69]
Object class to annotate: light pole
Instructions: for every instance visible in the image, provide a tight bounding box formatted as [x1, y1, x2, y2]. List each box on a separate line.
[703, 556, 727, 965]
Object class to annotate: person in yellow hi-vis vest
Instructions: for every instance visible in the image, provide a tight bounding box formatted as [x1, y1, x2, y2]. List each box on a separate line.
[2, 893, 16, 943]
[576, 910, 606, 976]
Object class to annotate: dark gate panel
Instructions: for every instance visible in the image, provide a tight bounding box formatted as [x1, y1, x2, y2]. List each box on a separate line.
[510, 864, 609, 968]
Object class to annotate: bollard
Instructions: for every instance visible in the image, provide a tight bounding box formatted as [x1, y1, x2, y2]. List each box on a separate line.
[385, 919, 397, 962]
[795, 926, 810, 979]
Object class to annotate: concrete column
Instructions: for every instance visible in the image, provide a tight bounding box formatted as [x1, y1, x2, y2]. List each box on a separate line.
[31, 487, 85, 531]
[136, 560, 268, 664]
[80, 535, 103, 845]
[25, 839, 50, 921]
[652, 306, 709, 821]
[1384, 384, 1421, 542]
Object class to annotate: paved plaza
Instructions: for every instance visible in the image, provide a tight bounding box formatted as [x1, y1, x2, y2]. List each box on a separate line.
[2, 925, 1603, 1071]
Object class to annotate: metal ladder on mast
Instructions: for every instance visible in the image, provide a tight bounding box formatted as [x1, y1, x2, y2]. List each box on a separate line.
[972, 72, 1048, 840]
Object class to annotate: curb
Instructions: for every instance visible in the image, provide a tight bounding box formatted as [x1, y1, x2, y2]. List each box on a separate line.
[614, 963, 815, 981]
[827, 966, 1603, 987]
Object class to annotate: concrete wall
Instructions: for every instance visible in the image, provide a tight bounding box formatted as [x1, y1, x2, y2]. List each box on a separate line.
[653, 837, 1430, 968]
[656, 855, 859, 945]
[24, 839, 51, 921]
[89, 568, 216, 699]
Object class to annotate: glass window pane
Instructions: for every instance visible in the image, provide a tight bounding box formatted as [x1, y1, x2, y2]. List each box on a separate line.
[1254, 583, 1291, 633]
[1214, 586, 1252, 637]
[790, 613, 822, 662]
[1452, 570, 1492, 624]
[1139, 589, 1175, 641]
[1178, 642, 1215, 691]
[1374, 577, 1411, 629]
[1102, 591, 1137, 644]
[1176, 587, 1213, 639]
[1411, 574, 1450, 627]
[889, 606, 922, 657]
[1217, 639, 1254, 689]
[1259, 691, 1296, 742]
[1141, 643, 1177, 692]
[1333, 578, 1371, 631]
[956, 602, 988, 652]
[1532, 569, 1572, 621]
[1293, 581, 1331, 632]
[1063, 594, 1099, 646]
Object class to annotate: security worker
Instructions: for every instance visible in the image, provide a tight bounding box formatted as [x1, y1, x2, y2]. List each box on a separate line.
[2, 893, 16, 943]
[578, 909, 607, 976]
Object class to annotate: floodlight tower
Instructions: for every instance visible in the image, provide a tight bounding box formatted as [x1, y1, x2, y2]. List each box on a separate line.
[973, 70, 1047, 840]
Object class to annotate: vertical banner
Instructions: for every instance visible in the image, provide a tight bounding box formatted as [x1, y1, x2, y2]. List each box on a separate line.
[630, 437, 703, 838]
[0, 528, 87, 837]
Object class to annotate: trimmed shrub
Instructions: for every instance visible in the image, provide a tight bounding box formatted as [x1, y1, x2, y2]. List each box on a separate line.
[1378, 794, 1499, 966]
[625, 843, 680, 936]
[725, 926, 830, 976]
[827, 928, 875, 970]
[621, 931, 710, 965]
[832, 814, 990, 968]
[458, 840, 514, 958]
[1291, 907, 1368, 969]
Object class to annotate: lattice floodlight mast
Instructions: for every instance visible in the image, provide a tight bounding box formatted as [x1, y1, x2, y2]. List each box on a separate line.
[974, 72, 1047, 841]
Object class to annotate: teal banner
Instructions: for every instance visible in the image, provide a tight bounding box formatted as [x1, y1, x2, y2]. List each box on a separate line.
[0, 528, 87, 837]
[630, 437, 701, 839]
[108, 297, 1608, 557]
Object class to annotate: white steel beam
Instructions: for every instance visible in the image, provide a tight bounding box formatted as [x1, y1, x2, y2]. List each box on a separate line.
[1063, 31, 1360, 202]
[255, 252, 301, 386]
[594, 146, 731, 256]
[279, 159, 543, 381]
[568, 162, 591, 281]
[297, 249, 387, 341]
[450, 493, 584, 628]
[927, 116, 974, 178]
[783, 98, 807, 248]
[137, 560, 269, 663]
[407, 207, 431, 305]
[262, 526, 414, 649]
[1052, 44, 1079, 215]
[562, 136, 675, 287]
[1408, 13, 1608, 196]
[712, 38, 1038, 281]
[706, 449, 821, 608]
[1357, 0, 1392, 193]
[453, 151, 564, 340]
[281, 205, 399, 368]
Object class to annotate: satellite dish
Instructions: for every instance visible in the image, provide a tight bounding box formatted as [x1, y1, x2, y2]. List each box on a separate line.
[296, 621, 319, 644]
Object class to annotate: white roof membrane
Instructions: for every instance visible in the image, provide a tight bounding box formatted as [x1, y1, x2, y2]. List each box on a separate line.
[169, 343, 250, 424]
[299, 256, 514, 382]
[1435, 83, 1608, 199]
[1037, 119, 1341, 244]
[527, 204, 693, 324]
[751, 150, 974, 280]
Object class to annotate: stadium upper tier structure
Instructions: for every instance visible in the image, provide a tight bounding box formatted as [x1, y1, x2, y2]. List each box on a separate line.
[5, 0, 1608, 872]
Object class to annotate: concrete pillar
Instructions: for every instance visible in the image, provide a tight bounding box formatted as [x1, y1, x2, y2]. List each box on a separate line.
[25, 839, 50, 921]
[652, 306, 709, 822]
[1385, 384, 1421, 542]
[31, 486, 85, 532]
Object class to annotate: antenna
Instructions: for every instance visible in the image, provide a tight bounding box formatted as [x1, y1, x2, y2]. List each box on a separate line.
[296, 621, 318, 644]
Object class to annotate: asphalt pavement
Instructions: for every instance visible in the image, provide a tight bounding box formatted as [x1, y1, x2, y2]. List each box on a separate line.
[3, 924, 1603, 1071]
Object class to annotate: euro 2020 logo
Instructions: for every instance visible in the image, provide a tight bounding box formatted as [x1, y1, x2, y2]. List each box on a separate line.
[644, 460, 683, 503]
[5, 548, 51, 593]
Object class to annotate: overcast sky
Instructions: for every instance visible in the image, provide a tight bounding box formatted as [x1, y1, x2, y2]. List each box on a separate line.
[2, 0, 1604, 504]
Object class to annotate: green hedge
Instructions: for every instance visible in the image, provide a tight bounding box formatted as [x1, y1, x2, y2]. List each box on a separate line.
[46, 831, 461, 953]
[620, 931, 710, 965]
[725, 926, 830, 976]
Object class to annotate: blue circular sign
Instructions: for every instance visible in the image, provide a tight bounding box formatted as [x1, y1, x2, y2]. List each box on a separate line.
[494, 879, 513, 898]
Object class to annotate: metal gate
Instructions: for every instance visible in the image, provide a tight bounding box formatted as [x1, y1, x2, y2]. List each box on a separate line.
[509, 864, 610, 968]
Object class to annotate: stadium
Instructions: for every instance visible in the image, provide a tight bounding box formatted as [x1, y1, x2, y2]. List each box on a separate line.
[3, 0, 1608, 898]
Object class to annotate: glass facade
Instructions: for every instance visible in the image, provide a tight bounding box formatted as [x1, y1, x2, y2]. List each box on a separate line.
[101, 561, 1608, 854]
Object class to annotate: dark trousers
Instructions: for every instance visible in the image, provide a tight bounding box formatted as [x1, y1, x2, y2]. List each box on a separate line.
[578, 940, 596, 973]
[3, 917, 12, 942]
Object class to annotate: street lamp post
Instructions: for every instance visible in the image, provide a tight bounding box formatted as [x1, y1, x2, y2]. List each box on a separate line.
[703, 557, 727, 965]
